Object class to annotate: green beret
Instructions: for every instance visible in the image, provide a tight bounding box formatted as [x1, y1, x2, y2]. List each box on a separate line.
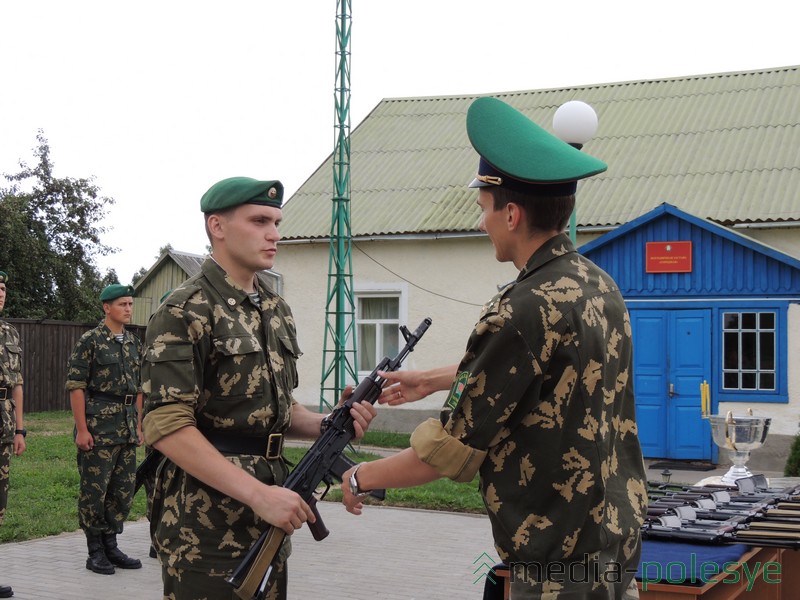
[0, 271, 7, 284]
[200, 177, 284, 213]
[467, 97, 607, 196]
[100, 284, 135, 302]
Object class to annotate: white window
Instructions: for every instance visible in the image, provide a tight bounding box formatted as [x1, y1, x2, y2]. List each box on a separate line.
[355, 286, 407, 375]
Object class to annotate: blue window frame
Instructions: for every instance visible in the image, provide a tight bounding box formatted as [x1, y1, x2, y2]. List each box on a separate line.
[722, 311, 776, 392]
[715, 304, 788, 404]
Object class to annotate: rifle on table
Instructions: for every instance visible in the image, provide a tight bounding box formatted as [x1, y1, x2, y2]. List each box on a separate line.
[226, 317, 433, 600]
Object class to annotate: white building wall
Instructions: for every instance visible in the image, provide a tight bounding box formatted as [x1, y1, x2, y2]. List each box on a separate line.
[275, 236, 517, 415]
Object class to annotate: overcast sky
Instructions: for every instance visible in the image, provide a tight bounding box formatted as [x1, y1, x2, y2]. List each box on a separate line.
[1, 0, 798, 283]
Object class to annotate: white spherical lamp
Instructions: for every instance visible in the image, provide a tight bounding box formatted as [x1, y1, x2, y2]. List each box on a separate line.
[552, 100, 599, 147]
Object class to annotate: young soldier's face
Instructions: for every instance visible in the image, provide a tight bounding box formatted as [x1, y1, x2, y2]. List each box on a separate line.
[219, 204, 283, 272]
[104, 296, 134, 325]
[0, 283, 6, 313]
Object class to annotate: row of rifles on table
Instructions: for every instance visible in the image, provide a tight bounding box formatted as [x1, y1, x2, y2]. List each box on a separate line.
[643, 474, 800, 549]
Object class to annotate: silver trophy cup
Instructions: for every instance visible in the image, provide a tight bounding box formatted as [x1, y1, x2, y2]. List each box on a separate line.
[708, 410, 771, 485]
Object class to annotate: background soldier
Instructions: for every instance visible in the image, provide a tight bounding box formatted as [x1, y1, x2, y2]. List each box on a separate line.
[342, 98, 647, 599]
[0, 271, 27, 599]
[67, 283, 143, 575]
[141, 177, 376, 599]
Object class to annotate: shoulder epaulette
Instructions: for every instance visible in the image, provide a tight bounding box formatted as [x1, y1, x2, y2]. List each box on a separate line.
[163, 282, 202, 309]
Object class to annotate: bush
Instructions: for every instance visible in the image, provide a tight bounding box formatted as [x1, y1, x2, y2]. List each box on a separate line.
[784, 434, 800, 476]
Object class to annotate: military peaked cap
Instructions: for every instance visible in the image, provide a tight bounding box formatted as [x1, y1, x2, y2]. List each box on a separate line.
[467, 97, 607, 196]
[100, 284, 135, 302]
[200, 177, 284, 213]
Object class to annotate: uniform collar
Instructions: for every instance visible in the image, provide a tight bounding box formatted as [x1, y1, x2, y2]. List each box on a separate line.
[201, 258, 272, 310]
[516, 233, 576, 282]
[100, 321, 127, 341]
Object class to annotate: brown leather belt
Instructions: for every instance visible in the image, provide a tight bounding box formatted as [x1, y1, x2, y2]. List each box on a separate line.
[204, 430, 284, 460]
[91, 391, 135, 406]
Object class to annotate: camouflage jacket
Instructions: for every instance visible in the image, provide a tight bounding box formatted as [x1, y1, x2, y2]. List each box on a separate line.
[141, 258, 301, 571]
[65, 322, 142, 446]
[0, 320, 23, 444]
[438, 234, 646, 564]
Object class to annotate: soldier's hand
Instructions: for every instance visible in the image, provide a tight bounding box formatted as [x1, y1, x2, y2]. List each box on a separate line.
[13, 435, 26, 456]
[252, 486, 316, 535]
[349, 399, 377, 440]
[333, 385, 378, 440]
[75, 429, 94, 451]
[378, 370, 427, 405]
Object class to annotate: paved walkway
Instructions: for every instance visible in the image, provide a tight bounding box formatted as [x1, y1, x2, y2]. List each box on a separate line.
[0, 459, 788, 599]
[0, 503, 495, 599]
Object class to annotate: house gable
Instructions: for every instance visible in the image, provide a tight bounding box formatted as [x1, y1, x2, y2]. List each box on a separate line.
[580, 203, 800, 299]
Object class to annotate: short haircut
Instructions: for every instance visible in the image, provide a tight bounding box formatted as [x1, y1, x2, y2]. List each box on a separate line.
[489, 187, 576, 234]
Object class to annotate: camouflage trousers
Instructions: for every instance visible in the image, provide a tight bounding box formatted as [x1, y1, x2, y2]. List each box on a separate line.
[77, 443, 137, 534]
[0, 443, 10, 525]
[509, 533, 641, 600]
[161, 560, 287, 600]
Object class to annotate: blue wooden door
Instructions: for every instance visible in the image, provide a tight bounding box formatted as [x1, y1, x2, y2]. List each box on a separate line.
[630, 309, 712, 460]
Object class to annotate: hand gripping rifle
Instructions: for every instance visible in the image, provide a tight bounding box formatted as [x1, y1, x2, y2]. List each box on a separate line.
[226, 317, 433, 600]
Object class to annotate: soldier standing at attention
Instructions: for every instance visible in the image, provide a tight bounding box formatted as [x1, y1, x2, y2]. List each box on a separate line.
[141, 177, 376, 599]
[0, 271, 27, 599]
[341, 98, 647, 599]
[67, 283, 143, 575]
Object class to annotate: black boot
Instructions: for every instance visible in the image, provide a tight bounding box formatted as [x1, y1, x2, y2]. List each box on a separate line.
[101, 533, 142, 569]
[85, 531, 115, 575]
[0, 583, 13, 598]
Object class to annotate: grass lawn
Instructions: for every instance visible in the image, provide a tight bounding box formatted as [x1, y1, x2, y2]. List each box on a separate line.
[1, 411, 484, 543]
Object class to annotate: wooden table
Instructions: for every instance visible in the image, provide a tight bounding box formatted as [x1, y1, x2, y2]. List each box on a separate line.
[639, 545, 800, 600]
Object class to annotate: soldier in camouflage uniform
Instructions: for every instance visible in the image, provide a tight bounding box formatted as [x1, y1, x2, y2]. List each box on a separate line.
[0, 271, 27, 599]
[141, 176, 376, 600]
[67, 283, 144, 575]
[342, 98, 647, 599]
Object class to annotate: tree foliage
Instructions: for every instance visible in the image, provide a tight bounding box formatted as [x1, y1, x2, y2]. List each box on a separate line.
[0, 131, 118, 321]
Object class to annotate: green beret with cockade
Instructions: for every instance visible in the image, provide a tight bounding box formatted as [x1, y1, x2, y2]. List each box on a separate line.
[200, 177, 284, 213]
[100, 284, 135, 302]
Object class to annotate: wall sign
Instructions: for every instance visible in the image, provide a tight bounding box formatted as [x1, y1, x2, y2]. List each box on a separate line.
[646, 241, 692, 273]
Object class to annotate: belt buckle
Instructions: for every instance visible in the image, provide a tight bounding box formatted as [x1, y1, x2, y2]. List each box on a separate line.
[124, 394, 134, 406]
[266, 433, 283, 459]
[0, 388, 6, 400]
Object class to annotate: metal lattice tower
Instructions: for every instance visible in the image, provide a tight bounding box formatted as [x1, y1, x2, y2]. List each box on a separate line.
[319, 0, 357, 411]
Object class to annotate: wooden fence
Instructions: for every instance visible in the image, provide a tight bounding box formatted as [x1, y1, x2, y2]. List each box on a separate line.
[5, 319, 147, 413]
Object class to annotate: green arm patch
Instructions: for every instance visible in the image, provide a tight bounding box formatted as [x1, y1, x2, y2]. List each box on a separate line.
[445, 370, 470, 411]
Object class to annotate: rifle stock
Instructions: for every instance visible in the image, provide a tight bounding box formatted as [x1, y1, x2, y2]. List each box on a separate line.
[227, 317, 432, 599]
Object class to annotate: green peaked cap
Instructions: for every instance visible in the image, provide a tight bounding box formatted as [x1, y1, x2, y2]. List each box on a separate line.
[466, 97, 607, 195]
[100, 284, 134, 302]
[200, 177, 283, 212]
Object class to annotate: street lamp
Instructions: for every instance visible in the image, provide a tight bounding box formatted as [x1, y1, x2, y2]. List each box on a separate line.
[553, 100, 600, 243]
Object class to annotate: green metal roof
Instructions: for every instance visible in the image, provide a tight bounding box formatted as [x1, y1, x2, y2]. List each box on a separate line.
[279, 65, 800, 240]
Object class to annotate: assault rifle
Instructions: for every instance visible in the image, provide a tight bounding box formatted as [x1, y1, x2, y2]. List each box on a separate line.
[226, 317, 433, 600]
[134, 448, 164, 495]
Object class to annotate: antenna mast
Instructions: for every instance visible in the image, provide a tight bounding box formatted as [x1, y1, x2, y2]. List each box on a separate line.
[320, 0, 357, 410]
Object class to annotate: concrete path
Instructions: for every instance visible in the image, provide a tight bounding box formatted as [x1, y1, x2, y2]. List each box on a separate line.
[0, 503, 495, 599]
[0, 458, 788, 599]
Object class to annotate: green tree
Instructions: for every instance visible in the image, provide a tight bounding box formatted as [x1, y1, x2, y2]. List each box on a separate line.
[0, 131, 117, 321]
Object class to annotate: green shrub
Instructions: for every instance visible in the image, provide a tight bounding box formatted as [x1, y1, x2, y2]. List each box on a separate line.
[784, 434, 800, 476]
